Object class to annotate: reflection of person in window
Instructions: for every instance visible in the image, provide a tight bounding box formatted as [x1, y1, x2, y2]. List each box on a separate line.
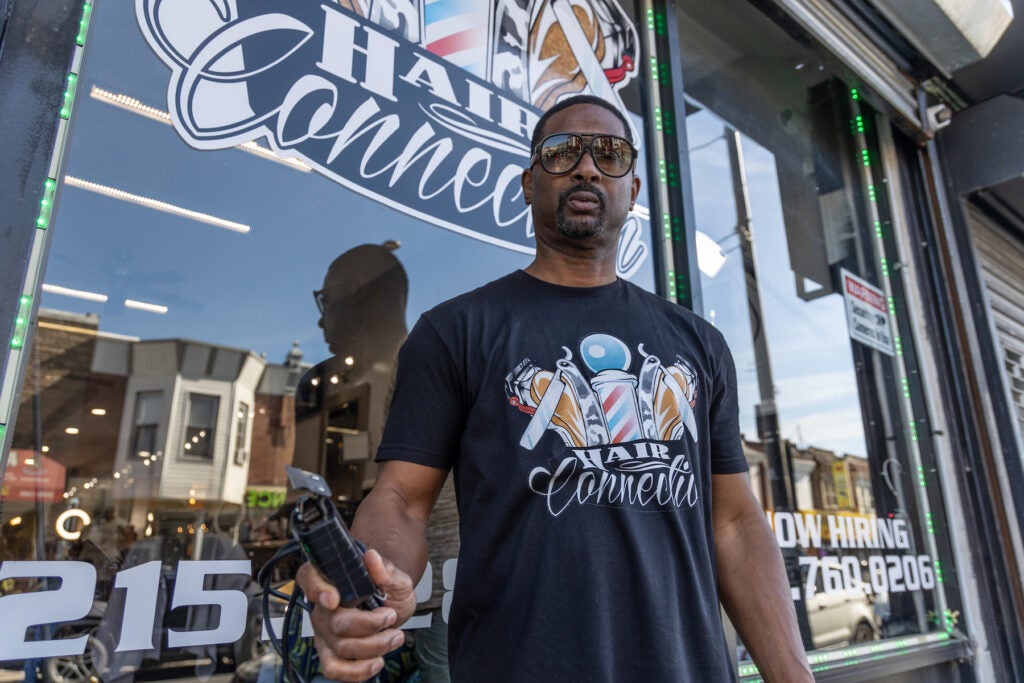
[293, 242, 409, 501]
[293, 242, 459, 681]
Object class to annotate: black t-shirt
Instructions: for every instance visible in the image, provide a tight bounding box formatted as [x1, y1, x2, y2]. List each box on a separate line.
[377, 270, 748, 682]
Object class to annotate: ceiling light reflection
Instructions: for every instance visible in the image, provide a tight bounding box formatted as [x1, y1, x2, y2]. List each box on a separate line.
[89, 86, 311, 172]
[41, 283, 109, 303]
[64, 175, 251, 234]
[125, 299, 169, 315]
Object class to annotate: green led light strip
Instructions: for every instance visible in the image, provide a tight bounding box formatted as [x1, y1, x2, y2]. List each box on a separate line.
[36, 178, 57, 229]
[739, 633, 953, 678]
[639, 2, 690, 305]
[60, 72, 79, 119]
[1, 0, 93, 448]
[847, 87, 952, 632]
[10, 296, 32, 349]
[76, 2, 93, 46]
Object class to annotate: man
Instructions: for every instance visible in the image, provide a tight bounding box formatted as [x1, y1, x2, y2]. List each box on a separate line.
[297, 95, 813, 682]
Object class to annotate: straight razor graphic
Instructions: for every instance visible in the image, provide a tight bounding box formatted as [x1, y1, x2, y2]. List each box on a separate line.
[520, 369, 566, 449]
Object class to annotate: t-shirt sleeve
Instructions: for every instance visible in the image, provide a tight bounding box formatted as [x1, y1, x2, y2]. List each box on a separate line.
[708, 335, 750, 474]
[376, 315, 466, 470]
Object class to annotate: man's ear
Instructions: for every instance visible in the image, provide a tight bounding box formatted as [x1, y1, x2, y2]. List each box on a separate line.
[521, 167, 533, 204]
[629, 174, 641, 209]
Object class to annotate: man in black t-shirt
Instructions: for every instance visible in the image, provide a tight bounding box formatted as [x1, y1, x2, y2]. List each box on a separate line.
[297, 95, 813, 682]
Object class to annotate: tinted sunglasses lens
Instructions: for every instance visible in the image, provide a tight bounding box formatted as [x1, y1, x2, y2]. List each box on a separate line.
[313, 291, 325, 314]
[591, 136, 633, 177]
[540, 134, 583, 174]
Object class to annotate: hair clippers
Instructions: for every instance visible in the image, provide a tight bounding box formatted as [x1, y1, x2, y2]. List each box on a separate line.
[286, 466, 385, 609]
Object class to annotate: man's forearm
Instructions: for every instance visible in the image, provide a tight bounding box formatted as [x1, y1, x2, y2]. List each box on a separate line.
[351, 484, 430, 577]
[717, 512, 813, 682]
[350, 485, 430, 621]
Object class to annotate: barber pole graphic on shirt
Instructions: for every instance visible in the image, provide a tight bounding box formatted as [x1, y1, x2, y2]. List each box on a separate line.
[507, 333, 703, 515]
[592, 371, 643, 443]
[506, 334, 699, 451]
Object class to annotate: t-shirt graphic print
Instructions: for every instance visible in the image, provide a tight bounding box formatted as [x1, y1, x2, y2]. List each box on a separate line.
[376, 270, 747, 682]
[506, 333, 702, 516]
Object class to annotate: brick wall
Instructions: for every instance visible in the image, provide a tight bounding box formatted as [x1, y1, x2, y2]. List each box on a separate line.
[248, 393, 295, 487]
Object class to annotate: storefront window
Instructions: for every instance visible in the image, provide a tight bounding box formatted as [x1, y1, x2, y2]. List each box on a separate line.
[676, 0, 960, 673]
[0, 0, 658, 679]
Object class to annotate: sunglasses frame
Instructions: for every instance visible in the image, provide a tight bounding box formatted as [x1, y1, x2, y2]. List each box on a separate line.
[530, 133, 638, 178]
[312, 288, 328, 315]
[313, 281, 348, 314]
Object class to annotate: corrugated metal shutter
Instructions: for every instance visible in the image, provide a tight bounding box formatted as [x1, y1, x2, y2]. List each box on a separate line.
[969, 204, 1024, 444]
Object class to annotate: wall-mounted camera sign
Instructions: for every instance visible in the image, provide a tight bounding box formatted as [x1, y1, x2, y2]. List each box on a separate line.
[841, 269, 896, 357]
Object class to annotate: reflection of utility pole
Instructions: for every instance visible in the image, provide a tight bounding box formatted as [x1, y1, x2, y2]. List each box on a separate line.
[726, 129, 813, 648]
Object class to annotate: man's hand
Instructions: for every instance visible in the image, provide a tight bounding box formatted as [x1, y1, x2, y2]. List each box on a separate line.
[296, 549, 419, 682]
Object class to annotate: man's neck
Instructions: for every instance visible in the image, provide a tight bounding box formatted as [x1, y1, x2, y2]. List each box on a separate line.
[524, 252, 618, 288]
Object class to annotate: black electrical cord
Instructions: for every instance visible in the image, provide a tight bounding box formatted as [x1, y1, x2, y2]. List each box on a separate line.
[262, 472, 386, 683]
[282, 582, 306, 683]
[256, 539, 313, 683]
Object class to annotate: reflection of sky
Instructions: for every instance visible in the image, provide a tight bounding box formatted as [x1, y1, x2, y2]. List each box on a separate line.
[42, 1, 655, 367]
[688, 109, 868, 457]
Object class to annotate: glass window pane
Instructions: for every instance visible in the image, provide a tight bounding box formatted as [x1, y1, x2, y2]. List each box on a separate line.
[184, 394, 218, 459]
[0, 1, 660, 678]
[234, 402, 251, 465]
[134, 391, 162, 425]
[677, 0, 961, 663]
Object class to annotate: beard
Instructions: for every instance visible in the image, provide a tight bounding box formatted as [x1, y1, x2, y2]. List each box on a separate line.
[554, 183, 607, 239]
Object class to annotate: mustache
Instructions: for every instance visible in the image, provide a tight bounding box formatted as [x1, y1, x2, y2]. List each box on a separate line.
[556, 183, 607, 211]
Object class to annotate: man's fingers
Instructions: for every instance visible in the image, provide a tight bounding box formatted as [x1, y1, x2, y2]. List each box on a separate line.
[314, 636, 386, 683]
[295, 561, 340, 610]
[311, 626, 406, 683]
[332, 628, 406, 661]
[300, 550, 416, 682]
[309, 600, 396, 639]
[363, 549, 411, 593]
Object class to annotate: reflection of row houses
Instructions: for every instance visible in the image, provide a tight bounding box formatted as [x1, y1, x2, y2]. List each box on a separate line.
[109, 338, 268, 506]
[743, 436, 874, 515]
[7, 310, 306, 534]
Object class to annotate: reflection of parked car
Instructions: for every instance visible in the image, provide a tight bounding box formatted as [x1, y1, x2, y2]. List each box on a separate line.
[806, 574, 881, 649]
[38, 534, 267, 683]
